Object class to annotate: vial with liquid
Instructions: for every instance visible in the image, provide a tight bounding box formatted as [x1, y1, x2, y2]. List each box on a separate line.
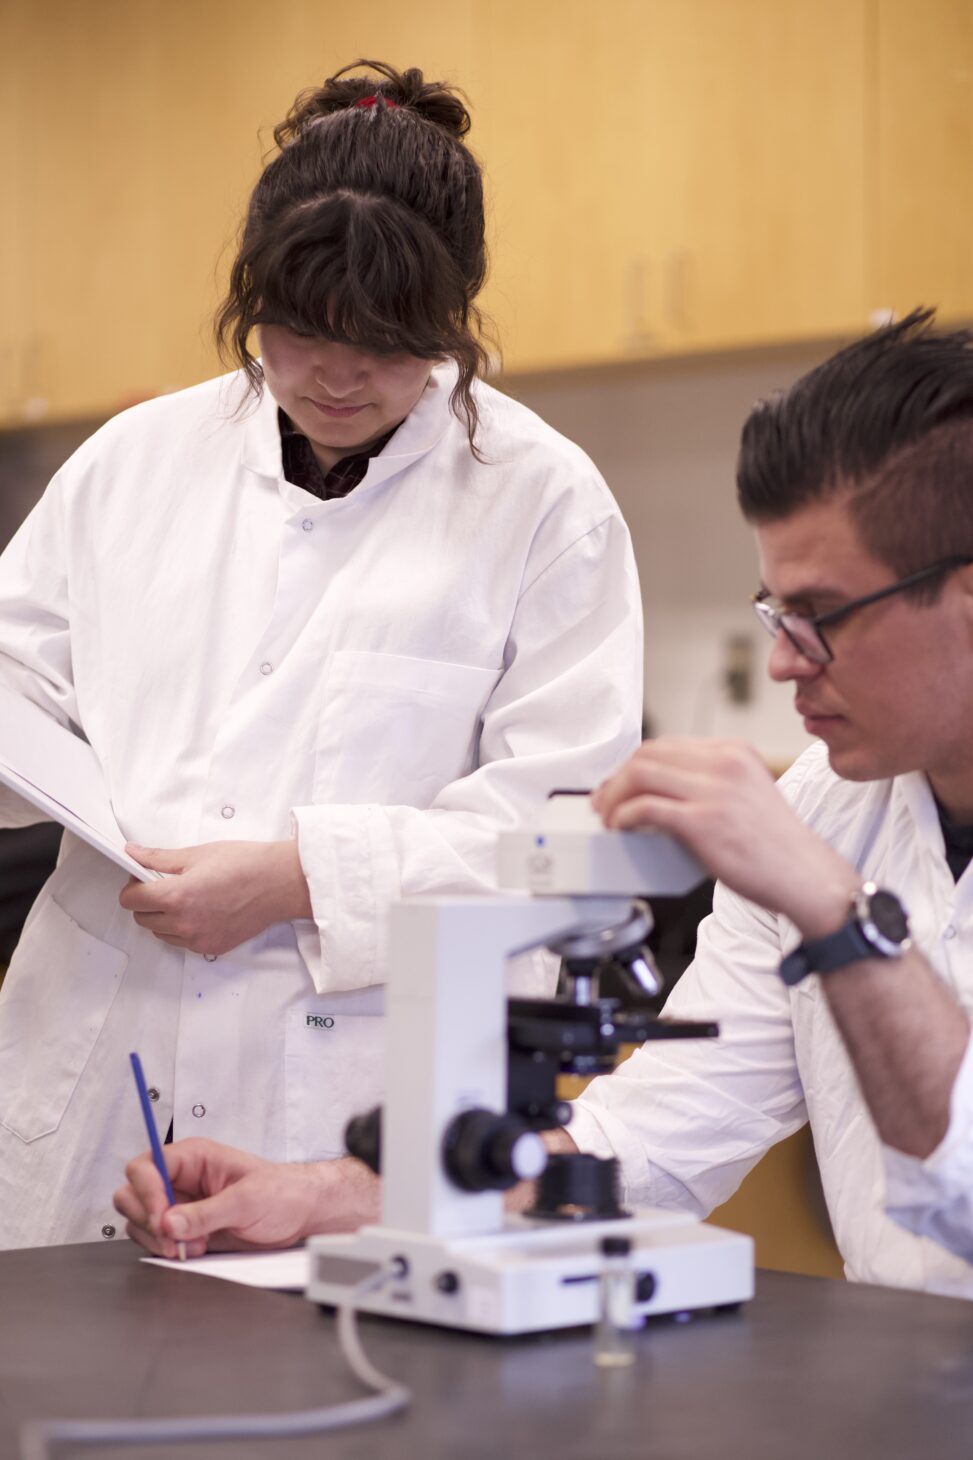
[593, 1233, 640, 1367]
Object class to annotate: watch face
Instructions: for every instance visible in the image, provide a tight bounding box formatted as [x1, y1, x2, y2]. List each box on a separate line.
[868, 890, 910, 944]
[857, 887, 912, 959]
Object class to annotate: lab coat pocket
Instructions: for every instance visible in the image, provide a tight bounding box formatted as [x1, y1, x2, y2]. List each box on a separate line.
[313, 650, 501, 807]
[284, 996, 386, 1162]
[0, 894, 128, 1142]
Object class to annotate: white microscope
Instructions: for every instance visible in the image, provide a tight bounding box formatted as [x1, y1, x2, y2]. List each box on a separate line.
[306, 794, 754, 1334]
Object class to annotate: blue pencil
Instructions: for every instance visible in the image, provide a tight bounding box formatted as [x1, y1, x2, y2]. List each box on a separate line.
[129, 1052, 186, 1261]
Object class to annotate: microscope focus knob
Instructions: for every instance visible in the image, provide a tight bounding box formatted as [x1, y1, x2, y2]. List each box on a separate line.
[442, 1109, 549, 1192]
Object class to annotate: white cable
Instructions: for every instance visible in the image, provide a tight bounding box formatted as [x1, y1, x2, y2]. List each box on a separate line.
[19, 1265, 411, 1460]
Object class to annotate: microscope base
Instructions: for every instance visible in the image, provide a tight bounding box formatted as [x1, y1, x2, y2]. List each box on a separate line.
[306, 1209, 754, 1335]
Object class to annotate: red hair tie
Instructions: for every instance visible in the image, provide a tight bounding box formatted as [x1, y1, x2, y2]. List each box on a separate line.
[354, 95, 400, 110]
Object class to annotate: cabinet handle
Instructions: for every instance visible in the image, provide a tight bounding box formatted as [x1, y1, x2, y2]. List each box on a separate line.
[624, 256, 654, 351]
[0, 342, 17, 418]
[666, 250, 694, 334]
[20, 334, 50, 422]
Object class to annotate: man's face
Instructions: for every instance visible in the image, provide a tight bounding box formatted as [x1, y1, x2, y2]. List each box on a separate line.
[258, 325, 436, 471]
[756, 496, 973, 811]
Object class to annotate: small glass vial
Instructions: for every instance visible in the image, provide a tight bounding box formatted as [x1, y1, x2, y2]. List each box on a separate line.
[593, 1234, 639, 1367]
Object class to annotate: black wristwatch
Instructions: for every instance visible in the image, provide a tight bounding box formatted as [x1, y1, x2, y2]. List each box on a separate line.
[779, 883, 912, 987]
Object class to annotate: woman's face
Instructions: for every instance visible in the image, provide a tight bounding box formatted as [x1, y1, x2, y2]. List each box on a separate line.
[258, 325, 437, 471]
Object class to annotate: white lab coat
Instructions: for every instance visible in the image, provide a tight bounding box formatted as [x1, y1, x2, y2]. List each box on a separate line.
[0, 363, 643, 1248]
[572, 740, 973, 1299]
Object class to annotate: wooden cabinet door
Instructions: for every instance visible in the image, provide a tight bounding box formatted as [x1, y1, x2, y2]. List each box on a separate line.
[474, 0, 869, 372]
[1, 0, 165, 424]
[1, 0, 477, 425]
[628, 0, 870, 354]
[1, 0, 309, 424]
[473, 0, 650, 372]
[868, 0, 973, 325]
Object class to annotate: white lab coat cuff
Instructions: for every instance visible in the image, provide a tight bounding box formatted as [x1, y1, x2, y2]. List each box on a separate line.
[884, 1029, 973, 1263]
[291, 803, 399, 995]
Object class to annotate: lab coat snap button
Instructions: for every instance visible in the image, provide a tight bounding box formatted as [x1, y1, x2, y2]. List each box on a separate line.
[259, 662, 273, 675]
[302, 518, 313, 532]
[101, 1224, 116, 1239]
[203, 953, 217, 962]
[147, 1087, 160, 1102]
[192, 1104, 206, 1118]
[221, 805, 235, 819]
[944, 925, 957, 940]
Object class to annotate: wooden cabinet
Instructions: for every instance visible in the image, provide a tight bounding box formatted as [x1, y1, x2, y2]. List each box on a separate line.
[1, 0, 970, 424]
[627, 0, 869, 356]
[7, 2, 169, 423]
[474, 0, 973, 369]
[472, 0, 648, 370]
[1, 0, 254, 425]
[478, 0, 870, 371]
[868, 0, 973, 326]
[0, 0, 476, 426]
[151, 0, 477, 405]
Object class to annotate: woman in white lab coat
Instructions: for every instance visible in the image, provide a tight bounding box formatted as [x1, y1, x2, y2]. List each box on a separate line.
[0, 61, 642, 1247]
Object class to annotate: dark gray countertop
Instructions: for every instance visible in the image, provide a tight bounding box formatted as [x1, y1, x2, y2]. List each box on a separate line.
[2, 1240, 972, 1459]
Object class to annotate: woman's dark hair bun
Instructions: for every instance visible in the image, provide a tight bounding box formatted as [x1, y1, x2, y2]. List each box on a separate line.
[274, 59, 472, 148]
[221, 56, 491, 455]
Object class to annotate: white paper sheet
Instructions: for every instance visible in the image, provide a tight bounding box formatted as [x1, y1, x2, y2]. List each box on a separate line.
[143, 1248, 309, 1290]
[0, 682, 159, 882]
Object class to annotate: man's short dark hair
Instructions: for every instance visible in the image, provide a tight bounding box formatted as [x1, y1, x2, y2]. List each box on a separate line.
[736, 310, 973, 597]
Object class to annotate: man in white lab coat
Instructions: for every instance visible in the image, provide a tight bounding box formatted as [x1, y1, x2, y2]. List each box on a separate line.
[572, 310, 973, 1296]
[0, 64, 643, 1248]
[118, 311, 973, 1299]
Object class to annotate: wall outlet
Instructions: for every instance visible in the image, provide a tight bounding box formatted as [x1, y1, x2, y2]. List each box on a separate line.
[723, 634, 755, 706]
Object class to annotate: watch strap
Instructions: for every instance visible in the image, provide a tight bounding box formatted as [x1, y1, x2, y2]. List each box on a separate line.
[779, 919, 875, 987]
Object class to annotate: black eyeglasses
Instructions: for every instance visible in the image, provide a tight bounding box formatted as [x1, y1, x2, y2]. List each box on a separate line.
[751, 556, 973, 665]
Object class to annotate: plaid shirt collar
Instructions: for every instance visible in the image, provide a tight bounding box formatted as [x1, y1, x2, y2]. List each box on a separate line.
[278, 410, 401, 500]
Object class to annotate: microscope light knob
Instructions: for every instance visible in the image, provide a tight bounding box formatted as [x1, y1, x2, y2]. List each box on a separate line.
[510, 1130, 547, 1182]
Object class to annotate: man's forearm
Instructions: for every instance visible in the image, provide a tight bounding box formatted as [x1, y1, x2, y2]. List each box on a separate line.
[823, 950, 970, 1159]
[304, 1155, 382, 1234]
[781, 857, 969, 1161]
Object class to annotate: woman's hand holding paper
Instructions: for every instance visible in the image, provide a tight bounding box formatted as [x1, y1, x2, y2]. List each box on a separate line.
[118, 840, 313, 955]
